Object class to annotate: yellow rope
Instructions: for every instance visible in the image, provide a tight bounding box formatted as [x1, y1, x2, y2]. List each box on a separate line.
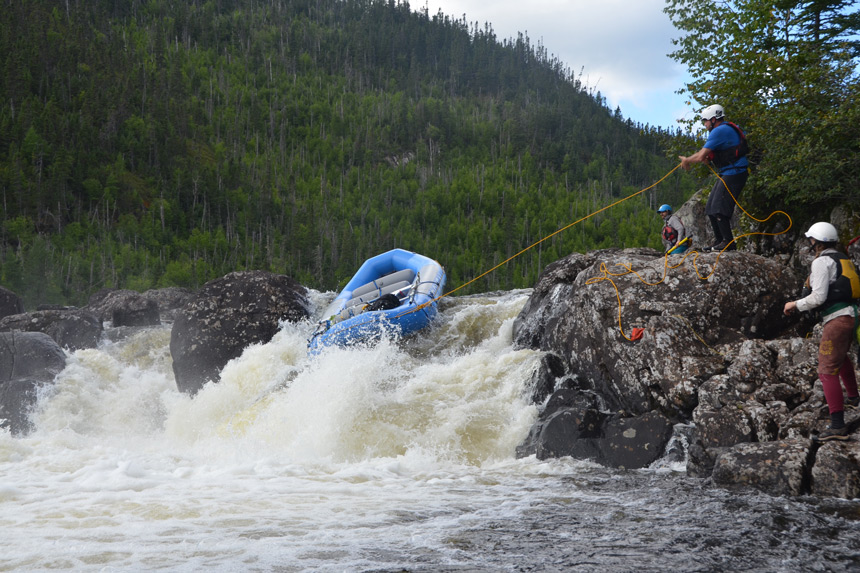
[584, 163, 792, 341]
[337, 161, 793, 346]
[434, 163, 684, 301]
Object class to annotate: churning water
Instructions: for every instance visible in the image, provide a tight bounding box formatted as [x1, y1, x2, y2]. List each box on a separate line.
[1, 290, 859, 572]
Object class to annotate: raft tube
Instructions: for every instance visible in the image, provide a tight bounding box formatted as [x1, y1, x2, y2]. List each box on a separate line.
[308, 249, 446, 354]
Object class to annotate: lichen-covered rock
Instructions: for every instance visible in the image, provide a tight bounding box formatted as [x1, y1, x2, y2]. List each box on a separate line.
[510, 237, 860, 498]
[0, 309, 102, 350]
[513, 249, 801, 418]
[170, 271, 310, 394]
[711, 439, 812, 496]
[812, 440, 860, 499]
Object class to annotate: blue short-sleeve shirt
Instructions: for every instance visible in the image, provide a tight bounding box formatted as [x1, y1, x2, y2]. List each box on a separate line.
[704, 123, 749, 175]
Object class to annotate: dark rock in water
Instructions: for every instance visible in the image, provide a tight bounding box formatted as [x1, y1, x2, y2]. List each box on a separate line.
[526, 352, 568, 405]
[0, 331, 65, 436]
[0, 378, 46, 436]
[0, 286, 24, 320]
[600, 411, 674, 469]
[0, 331, 66, 383]
[0, 309, 102, 350]
[170, 271, 310, 394]
[515, 388, 673, 469]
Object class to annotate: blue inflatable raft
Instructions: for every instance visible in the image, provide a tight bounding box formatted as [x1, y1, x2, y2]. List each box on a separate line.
[308, 249, 446, 353]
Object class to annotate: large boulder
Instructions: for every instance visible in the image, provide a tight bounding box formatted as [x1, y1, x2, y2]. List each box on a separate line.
[511, 243, 860, 495]
[513, 249, 801, 417]
[0, 331, 66, 383]
[0, 286, 23, 320]
[170, 271, 310, 394]
[0, 331, 66, 435]
[0, 308, 102, 350]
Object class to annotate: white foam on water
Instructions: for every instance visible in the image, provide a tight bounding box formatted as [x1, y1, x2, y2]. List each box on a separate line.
[1, 290, 577, 571]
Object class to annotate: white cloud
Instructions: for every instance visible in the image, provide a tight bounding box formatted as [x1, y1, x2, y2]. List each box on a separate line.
[425, 0, 693, 128]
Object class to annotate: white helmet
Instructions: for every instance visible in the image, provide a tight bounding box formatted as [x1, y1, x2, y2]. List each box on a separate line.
[805, 222, 839, 243]
[701, 104, 725, 121]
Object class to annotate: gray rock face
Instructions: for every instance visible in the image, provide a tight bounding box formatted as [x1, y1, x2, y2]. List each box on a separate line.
[0, 309, 102, 350]
[0, 331, 66, 435]
[514, 249, 801, 417]
[0, 331, 66, 384]
[170, 271, 310, 394]
[512, 245, 860, 496]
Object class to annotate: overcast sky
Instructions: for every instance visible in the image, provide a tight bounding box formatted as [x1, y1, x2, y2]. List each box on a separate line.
[425, 0, 695, 130]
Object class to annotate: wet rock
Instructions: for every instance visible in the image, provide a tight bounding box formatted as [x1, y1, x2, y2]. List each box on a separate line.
[515, 388, 672, 469]
[0, 331, 66, 383]
[711, 439, 812, 496]
[0, 378, 46, 435]
[510, 231, 860, 497]
[600, 411, 674, 469]
[0, 309, 102, 350]
[0, 286, 23, 320]
[526, 352, 567, 404]
[170, 271, 310, 394]
[0, 331, 65, 436]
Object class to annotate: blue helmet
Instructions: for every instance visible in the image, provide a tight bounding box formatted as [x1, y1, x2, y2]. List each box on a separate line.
[657, 204, 672, 213]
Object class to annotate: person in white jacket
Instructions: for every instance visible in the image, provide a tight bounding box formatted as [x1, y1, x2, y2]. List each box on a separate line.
[784, 222, 860, 441]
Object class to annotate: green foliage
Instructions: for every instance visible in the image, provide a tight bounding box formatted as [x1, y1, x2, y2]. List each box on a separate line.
[665, 0, 860, 218]
[0, 0, 693, 308]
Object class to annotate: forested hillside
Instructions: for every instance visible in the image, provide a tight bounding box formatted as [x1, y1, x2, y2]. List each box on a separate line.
[0, 0, 694, 307]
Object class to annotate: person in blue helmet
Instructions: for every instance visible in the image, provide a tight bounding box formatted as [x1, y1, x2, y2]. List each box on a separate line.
[679, 104, 749, 252]
[657, 204, 688, 255]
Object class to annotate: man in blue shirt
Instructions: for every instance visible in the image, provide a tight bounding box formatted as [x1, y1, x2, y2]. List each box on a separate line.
[679, 104, 749, 251]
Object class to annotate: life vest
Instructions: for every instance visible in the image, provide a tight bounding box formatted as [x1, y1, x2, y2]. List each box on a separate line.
[662, 224, 678, 244]
[708, 122, 749, 169]
[817, 252, 860, 315]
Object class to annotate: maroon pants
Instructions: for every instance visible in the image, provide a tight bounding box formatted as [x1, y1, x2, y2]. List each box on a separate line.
[818, 315, 859, 414]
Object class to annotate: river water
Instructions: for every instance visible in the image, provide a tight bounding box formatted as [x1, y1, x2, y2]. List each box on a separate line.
[2, 290, 859, 572]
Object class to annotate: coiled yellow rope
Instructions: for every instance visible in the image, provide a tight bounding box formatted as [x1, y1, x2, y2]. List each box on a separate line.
[584, 164, 792, 343]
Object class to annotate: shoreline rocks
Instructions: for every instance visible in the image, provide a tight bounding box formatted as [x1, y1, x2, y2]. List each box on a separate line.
[512, 246, 860, 498]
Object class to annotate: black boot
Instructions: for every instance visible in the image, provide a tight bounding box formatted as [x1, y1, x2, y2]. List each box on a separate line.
[815, 410, 849, 442]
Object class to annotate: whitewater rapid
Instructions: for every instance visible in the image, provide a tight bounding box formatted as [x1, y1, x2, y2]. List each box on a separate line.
[2, 290, 859, 572]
